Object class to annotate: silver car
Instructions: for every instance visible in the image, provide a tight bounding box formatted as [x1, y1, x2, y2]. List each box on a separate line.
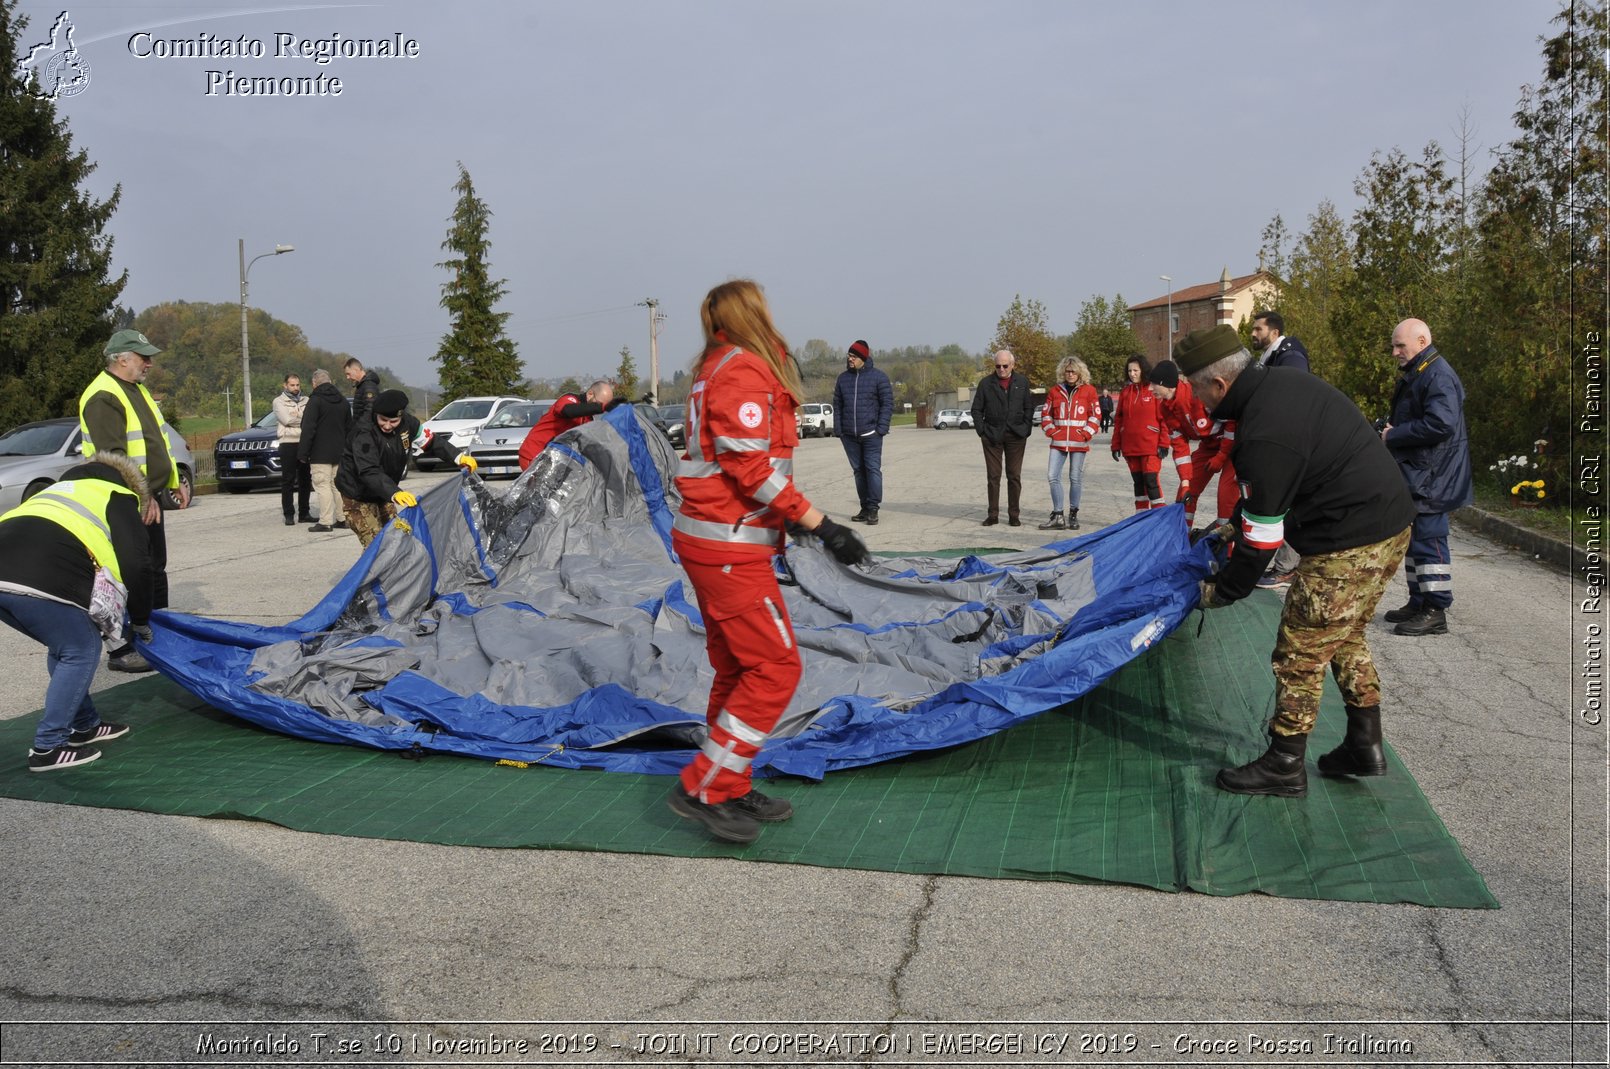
[463, 401, 554, 478]
[0, 417, 196, 512]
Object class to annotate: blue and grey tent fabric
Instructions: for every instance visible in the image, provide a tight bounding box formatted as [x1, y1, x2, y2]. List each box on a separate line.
[146, 405, 1217, 779]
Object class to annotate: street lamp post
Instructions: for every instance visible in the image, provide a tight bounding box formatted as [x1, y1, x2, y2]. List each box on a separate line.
[239, 239, 295, 427]
[1158, 275, 1173, 360]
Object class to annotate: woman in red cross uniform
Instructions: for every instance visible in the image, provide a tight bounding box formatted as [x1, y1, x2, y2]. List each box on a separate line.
[667, 279, 868, 845]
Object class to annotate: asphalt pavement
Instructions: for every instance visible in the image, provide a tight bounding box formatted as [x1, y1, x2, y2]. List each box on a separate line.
[0, 424, 1600, 1067]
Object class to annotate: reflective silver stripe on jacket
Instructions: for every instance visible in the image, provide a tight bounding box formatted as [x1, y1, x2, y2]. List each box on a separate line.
[749, 472, 789, 505]
[32, 491, 113, 541]
[714, 435, 769, 453]
[678, 456, 792, 487]
[672, 513, 780, 547]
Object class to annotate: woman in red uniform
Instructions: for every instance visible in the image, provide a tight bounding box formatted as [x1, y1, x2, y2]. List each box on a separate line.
[1110, 355, 1166, 511]
[1036, 356, 1100, 531]
[668, 279, 869, 844]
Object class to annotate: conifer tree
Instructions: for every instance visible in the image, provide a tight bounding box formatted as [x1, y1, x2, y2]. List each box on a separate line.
[435, 162, 523, 398]
[614, 345, 640, 400]
[0, 0, 127, 430]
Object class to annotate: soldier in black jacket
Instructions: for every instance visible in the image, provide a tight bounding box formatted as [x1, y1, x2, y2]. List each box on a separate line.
[335, 390, 472, 547]
[343, 357, 381, 432]
[969, 350, 1035, 526]
[1176, 325, 1415, 798]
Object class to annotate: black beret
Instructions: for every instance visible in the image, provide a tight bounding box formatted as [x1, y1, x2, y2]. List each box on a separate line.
[1150, 360, 1180, 389]
[373, 389, 409, 417]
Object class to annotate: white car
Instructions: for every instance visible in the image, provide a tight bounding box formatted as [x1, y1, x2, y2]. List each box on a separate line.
[415, 395, 527, 469]
[932, 409, 974, 430]
[795, 402, 834, 438]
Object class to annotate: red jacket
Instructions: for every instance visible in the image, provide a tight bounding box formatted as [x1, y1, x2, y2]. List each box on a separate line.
[1040, 383, 1100, 452]
[518, 394, 591, 470]
[672, 346, 813, 565]
[1156, 379, 1213, 460]
[1112, 383, 1165, 457]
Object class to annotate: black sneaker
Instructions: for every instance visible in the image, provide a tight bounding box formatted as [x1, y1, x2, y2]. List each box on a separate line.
[849, 509, 870, 523]
[68, 722, 129, 747]
[729, 788, 794, 822]
[308, 524, 333, 533]
[28, 745, 101, 773]
[863, 511, 879, 526]
[297, 513, 315, 523]
[667, 785, 761, 843]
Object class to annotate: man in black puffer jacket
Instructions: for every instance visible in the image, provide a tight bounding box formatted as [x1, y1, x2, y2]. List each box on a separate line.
[831, 340, 893, 524]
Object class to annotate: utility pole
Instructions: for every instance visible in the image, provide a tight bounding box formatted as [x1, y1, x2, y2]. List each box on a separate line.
[638, 298, 665, 404]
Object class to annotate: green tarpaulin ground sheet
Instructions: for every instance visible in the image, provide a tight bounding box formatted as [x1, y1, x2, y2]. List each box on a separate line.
[0, 591, 1496, 907]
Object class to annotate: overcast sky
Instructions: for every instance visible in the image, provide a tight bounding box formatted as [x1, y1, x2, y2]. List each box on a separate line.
[20, 0, 1561, 390]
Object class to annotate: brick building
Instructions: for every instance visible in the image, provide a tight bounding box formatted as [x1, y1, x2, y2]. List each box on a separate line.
[1128, 268, 1277, 367]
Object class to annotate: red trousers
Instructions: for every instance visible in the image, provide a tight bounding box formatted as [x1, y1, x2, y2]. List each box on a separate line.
[1123, 453, 1163, 511]
[679, 556, 802, 803]
[1185, 442, 1241, 526]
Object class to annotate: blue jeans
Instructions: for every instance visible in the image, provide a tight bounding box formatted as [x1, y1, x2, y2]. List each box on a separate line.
[1046, 449, 1087, 513]
[840, 432, 884, 510]
[0, 592, 103, 751]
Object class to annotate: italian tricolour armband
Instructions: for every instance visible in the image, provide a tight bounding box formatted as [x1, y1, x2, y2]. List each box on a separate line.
[1240, 511, 1285, 551]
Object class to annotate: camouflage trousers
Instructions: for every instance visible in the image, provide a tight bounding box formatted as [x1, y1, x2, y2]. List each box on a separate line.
[1269, 526, 1411, 737]
[341, 495, 398, 548]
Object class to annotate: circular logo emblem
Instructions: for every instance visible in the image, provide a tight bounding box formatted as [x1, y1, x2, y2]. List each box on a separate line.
[738, 402, 763, 429]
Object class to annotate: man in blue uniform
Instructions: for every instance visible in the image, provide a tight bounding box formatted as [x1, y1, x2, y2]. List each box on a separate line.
[1379, 318, 1473, 637]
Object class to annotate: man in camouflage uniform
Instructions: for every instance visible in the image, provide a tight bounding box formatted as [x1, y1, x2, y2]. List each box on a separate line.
[1174, 325, 1415, 798]
[334, 389, 472, 547]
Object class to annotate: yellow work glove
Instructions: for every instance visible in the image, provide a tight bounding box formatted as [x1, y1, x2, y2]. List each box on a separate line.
[391, 490, 417, 509]
[455, 453, 478, 475]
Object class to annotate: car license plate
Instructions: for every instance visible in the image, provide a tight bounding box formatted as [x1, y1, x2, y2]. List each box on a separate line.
[229, 460, 249, 470]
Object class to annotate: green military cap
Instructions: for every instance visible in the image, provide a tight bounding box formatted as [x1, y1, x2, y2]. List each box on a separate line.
[105, 329, 161, 357]
[1171, 324, 1242, 376]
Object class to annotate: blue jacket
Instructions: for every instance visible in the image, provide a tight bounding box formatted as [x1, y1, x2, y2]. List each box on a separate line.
[1386, 346, 1473, 514]
[1261, 336, 1310, 372]
[833, 357, 893, 438]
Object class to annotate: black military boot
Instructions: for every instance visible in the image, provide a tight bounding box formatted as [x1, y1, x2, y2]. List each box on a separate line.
[1393, 607, 1447, 637]
[850, 507, 871, 523]
[1067, 508, 1080, 531]
[1037, 510, 1065, 530]
[1383, 601, 1419, 624]
[863, 508, 879, 526]
[1216, 732, 1308, 797]
[1317, 705, 1386, 777]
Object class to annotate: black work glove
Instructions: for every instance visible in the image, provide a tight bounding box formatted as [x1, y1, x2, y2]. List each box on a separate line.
[605, 397, 626, 410]
[1157, 446, 1169, 459]
[815, 516, 870, 566]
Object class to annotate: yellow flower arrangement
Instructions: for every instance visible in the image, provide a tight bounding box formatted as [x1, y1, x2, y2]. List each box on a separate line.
[1511, 479, 1546, 503]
